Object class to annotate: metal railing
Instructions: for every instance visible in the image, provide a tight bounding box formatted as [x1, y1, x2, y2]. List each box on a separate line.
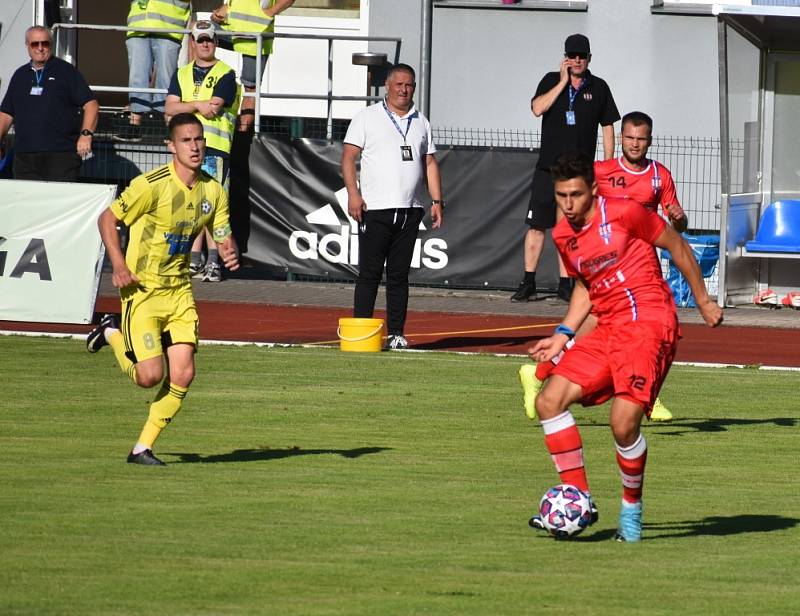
[52, 23, 401, 140]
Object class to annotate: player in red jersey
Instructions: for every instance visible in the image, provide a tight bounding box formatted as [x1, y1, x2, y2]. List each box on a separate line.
[521, 111, 686, 421]
[595, 111, 686, 231]
[526, 152, 722, 542]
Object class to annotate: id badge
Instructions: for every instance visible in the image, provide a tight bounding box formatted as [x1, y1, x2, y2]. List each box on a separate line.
[565, 110, 576, 126]
[401, 145, 413, 162]
[30, 87, 43, 96]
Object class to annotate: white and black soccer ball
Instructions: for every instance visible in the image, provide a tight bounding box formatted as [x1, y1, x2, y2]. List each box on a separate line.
[538, 484, 593, 538]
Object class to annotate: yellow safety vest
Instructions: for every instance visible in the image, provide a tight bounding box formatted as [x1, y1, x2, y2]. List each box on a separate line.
[223, 0, 277, 56]
[177, 61, 241, 154]
[127, 0, 191, 43]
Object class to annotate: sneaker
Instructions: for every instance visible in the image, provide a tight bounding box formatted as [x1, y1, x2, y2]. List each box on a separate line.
[112, 123, 142, 143]
[387, 334, 409, 350]
[781, 291, 800, 309]
[529, 496, 599, 531]
[127, 449, 166, 466]
[519, 364, 543, 420]
[510, 281, 536, 302]
[86, 313, 120, 353]
[615, 500, 643, 542]
[753, 288, 779, 307]
[189, 262, 204, 278]
[649, 397, 674, 422]
[202, 262, 222, 282]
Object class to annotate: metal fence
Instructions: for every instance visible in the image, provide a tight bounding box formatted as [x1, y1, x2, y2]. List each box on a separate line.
[432, 126, 744, 235]
[429, 126, 736, 295]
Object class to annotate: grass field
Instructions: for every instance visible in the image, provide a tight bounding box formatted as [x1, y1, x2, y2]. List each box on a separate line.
[1, 335, 798, 615]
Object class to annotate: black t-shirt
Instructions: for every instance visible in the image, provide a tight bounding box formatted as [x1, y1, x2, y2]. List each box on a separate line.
[0, 57, 95, 153]
[534, 69, 620, 170]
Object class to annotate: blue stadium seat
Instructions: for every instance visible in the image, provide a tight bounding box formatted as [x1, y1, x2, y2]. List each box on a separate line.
[745, 200, 800, 253]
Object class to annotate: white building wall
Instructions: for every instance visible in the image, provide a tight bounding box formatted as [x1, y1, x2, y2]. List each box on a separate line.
[369, 0, 723, 138]
[0, 0, 34, 92]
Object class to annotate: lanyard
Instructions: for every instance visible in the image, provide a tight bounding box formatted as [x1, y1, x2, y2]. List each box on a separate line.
[382, 100, 413, 144]
[32, 65, 44, 87]
[567, 78, 585, 112]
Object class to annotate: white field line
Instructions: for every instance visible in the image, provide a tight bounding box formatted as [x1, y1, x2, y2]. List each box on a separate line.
[2, 330, 799, 372]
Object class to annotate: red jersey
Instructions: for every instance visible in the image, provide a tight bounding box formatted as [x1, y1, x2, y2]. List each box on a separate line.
[552, 196, 675, 326]
[594, 157, 679, 216]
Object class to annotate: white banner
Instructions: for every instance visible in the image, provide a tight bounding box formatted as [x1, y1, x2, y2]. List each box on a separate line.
[0, 180, 116, 324]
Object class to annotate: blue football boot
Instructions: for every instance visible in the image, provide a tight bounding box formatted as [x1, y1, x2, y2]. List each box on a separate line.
[615, 500, 643, 542]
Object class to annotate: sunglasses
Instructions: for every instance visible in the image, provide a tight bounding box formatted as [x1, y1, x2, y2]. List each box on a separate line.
[565, 52, 588, 60]
[29, 40, 51, 49]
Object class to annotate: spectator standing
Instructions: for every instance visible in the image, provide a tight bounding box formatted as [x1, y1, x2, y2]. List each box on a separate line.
[165, 20, 240, 282]
[86, 113, 239, 466]
[119, 0, 192, 141]
[526, 152, 722, 542]
[511, 34, 619, 303]
[0, 26, 98, 181]
[211, 0, 295, 132]
[341, 63, 444, 350]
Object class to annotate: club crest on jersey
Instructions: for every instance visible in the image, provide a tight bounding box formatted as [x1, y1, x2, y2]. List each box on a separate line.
[651, 161, 662, 196]
[599, 221, 612, 244]
[651, 176, 662, 193]
[200, 199, 212, 215]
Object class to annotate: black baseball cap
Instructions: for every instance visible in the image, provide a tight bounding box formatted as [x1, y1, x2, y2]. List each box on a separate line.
[564, 34, 590, 55]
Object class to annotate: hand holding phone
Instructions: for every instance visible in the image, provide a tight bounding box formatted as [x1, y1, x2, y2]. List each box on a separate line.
[560, 57, 570, 82]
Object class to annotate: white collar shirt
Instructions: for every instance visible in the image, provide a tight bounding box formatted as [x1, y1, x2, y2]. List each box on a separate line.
[343, 101, 436, 210]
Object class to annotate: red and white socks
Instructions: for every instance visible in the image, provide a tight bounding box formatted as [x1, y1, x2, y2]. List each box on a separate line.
[540, 409, 589, 493]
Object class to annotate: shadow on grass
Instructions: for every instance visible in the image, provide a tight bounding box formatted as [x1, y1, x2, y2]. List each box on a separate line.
[538, 515, 797, 543]
[575, 528, 619, 542]
[649, 417, 797, 435]
[415, 335, 543, 351]
[165, 446, 391, 464]
[645, 514, 799, 538]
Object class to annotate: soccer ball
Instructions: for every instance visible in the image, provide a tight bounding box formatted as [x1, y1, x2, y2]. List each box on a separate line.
[537, 484, 593, 538]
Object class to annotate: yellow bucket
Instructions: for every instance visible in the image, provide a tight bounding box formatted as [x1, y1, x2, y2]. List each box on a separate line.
[337, 317, 386, 352]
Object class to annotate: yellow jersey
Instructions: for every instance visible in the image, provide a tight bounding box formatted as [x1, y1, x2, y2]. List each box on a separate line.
[110, 162, 232, 291]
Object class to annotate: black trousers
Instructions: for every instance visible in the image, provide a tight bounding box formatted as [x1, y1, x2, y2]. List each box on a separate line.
[14, 151, 81, 182]
[353, 207, 424, 336]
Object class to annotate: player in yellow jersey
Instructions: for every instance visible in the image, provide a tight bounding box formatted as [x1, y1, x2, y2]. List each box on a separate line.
[86, 113, 240, 466]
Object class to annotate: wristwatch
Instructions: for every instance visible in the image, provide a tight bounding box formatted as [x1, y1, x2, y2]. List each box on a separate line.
[80, 129, 94, 137]
[431, 199, 446, 209]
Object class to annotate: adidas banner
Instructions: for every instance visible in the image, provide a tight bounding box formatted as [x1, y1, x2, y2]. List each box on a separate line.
[232, 134, 560, 288]
[0, 180, 115, 324]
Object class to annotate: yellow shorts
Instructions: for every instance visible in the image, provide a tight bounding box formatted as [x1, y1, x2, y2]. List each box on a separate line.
[121, 285, 198, 363]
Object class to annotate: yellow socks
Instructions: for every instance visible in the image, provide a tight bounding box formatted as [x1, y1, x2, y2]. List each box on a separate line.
[107, 329, 137, 383]
[135, 381, 188, 450]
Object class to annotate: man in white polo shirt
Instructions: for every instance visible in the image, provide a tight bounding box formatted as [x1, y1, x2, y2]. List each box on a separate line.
[342, 63, 444, 350]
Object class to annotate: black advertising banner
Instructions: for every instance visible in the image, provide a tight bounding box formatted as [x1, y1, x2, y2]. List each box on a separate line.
[231, 134, 560, 289]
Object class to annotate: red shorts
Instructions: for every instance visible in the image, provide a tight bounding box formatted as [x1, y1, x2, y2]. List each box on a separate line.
[552, 320, 679, 410]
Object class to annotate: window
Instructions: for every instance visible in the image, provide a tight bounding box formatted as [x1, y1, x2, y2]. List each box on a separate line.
[653, 1, 800, 15]
[287, 0, 361, 18]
